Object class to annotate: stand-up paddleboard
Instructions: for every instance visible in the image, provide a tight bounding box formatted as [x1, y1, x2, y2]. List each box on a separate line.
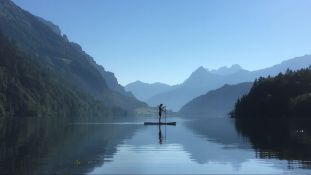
[144, 122, 176, 125]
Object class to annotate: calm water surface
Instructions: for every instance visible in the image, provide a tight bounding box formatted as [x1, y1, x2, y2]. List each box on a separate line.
[1, 117, 311, 174]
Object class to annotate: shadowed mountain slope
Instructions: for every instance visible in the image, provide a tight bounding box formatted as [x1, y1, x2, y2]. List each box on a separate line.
[0, 0, 146, 114]
[179, 82, 252, 117]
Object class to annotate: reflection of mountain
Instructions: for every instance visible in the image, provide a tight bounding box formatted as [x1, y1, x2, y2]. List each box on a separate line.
[185, 118, 249, 147]
[234, 118, 311, 169]
[177, 120, 251, 166]
[0, 117, 141, 174]
[125, 118, 252, 168]
[129, 55, 311, 111]
[179, 82, 252, 117]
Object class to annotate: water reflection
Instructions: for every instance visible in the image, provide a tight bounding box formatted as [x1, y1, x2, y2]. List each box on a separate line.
[234, 118, 311, 169]
[185, 118, 249, 147]
[90, 118, 286, 174]
[0, 117, 141, 174]
[184, 118, 251, 165]
[1, 117, 311, 174]
[158, 125, 163, 144]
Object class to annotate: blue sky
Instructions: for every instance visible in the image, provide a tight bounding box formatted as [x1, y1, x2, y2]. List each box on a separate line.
[12, 0, 311, 85]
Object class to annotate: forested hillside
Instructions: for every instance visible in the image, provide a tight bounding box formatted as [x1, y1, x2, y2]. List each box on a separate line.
[0, 0, 146, 117]
[231, 67, 311, 118]
[0, 32, 127, 118]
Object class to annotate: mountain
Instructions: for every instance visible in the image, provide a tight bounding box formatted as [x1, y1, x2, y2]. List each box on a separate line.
[35, 16, 62, 36]
[210, 64, 243, 76]
[146, 66, 223, 110]
[0, 31, 126, 118]
[231, 67, 311, 118]
[0, 0, 146, 116]
[125, 81, 174, 101]
[179, 82, 252, 117]
[146, 65, 245, 111]
[253, 55, 311, 77]
[147, 55, 311, 111]
[96, 65, 134, 97]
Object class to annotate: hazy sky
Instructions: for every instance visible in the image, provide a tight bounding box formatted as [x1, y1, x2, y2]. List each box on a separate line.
[12, 0, 311, 85]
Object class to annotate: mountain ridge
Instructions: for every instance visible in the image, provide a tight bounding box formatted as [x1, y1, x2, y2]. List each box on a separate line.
[210, 64, 243, 76]
[125, 81, 174, 101]
[0, 0, 146, 115]
[179, 82, 253, 117]
[127, 55, 311, 111]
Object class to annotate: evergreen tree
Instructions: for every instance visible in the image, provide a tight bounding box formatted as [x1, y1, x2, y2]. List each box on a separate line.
[231, 67, 311, 118]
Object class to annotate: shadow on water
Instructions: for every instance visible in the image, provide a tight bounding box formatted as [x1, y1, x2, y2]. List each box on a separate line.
[234, 118, 311, 169]
[0, 117, 142, 174]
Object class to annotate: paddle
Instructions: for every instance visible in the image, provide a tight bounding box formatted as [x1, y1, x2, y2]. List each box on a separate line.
[165, 106, 167, 141]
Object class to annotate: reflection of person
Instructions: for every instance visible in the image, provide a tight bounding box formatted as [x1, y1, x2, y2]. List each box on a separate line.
[158, 104, 166, 123]
[158, 125, 163, 144]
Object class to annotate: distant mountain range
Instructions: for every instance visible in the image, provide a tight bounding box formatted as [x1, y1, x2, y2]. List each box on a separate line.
[127, 55, 311, 111]
[125, 81, 174, 101]
[179, 82, 252, 117]
[0, 0, 145, 117]
[210, 64, 243, 76]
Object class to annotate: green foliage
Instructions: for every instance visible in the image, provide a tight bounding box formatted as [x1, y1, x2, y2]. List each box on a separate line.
[0, 0, 146, 114]
[289, 93, 311, 117]
[0, 32, 126, 119]
[231, 67, 311, 118]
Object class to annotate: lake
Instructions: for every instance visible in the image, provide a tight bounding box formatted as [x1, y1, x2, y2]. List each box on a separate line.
[1, 117, 311, 174]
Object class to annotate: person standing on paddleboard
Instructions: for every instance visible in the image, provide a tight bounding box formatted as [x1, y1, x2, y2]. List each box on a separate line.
[158, 104, 166, 123]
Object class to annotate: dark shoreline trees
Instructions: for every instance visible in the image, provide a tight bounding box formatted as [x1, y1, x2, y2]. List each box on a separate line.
[231, 67, 311, 118]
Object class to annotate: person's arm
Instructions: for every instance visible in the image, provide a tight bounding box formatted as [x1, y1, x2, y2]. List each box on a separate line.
[162, 106, 167, 112]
